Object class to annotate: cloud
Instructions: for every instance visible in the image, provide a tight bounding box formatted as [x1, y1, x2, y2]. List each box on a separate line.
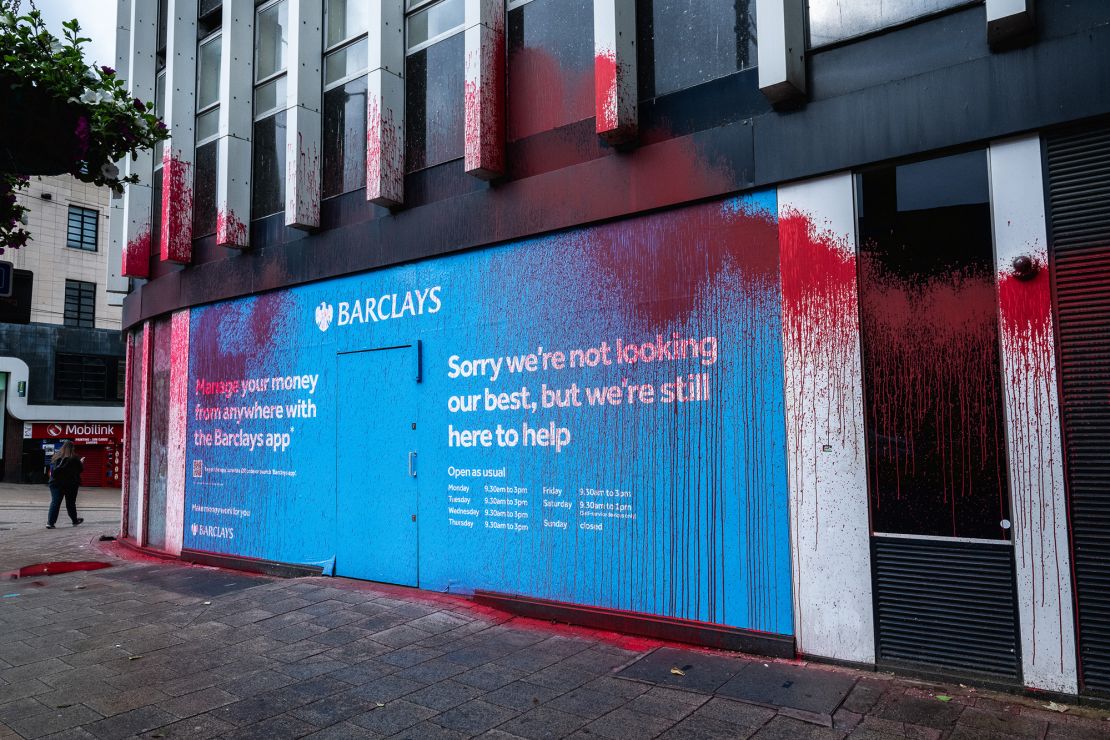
[33, 0, 118, 67]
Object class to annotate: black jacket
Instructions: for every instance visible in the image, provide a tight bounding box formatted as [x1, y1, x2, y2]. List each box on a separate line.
[50, 456, 83, 489]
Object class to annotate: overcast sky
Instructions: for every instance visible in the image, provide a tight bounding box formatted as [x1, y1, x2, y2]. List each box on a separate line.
[32, 0, 118, 68]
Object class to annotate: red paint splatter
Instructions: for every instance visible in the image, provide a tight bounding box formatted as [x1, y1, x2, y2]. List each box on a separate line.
[122, 224, 151, 278]
[159, 152, 194, 263]
[998, 259, 1065, 668]
[778, 210, 862, 549]
[859, 255, 1008, 538]
[216, 209, 247, 248]
[288, 132, 321, 226]
[464, 29, 506, 179]
[594, 50, 634, 143]
[5, 562, 111, 579]
[367, 93, 402, 205]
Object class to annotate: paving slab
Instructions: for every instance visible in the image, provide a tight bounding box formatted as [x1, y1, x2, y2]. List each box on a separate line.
[716, 661, 858, 726]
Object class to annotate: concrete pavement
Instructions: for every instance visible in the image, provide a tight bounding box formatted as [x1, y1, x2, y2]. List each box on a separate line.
[0, 481, 1108, 739]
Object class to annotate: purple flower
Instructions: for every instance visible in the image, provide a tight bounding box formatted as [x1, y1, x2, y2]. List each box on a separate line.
[156, 121, 167, 131]
[74, 115, 90, 158]
[133, 97, 145, 110]
[101, 65, 116, 76]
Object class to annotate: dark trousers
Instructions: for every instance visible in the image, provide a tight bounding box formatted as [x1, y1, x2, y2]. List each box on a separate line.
[47, 485, 79, 526]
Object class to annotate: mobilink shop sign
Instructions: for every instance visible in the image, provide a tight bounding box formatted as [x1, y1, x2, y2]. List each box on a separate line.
[184, 192, 793, 636]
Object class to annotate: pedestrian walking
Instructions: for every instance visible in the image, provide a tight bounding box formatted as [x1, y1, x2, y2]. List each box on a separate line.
[46, 441, 84, 529]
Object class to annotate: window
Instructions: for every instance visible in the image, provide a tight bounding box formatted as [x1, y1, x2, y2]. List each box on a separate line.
[152, 67, 167, 247]
[63, 279, 96, 328]
[856, 149, 1010, 540]
[507, 0, 594, 141]
[807, 0, 973, 47]
[637, 0, 756, 99]
[252, 0, 289, 218]
[66, 206, 99, 251]
[405, 0, 465, 171]
[194, 30, 221, 235]
[0, 269, 32, 324]
[55, 354, 125, 401]
[322, 0, 369, 198]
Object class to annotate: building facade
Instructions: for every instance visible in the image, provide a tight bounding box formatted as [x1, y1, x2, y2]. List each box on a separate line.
[114, 0, 1110, 698]
[2, 174, 125, 486]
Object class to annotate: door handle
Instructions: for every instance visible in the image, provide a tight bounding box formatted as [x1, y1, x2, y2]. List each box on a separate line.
[408, 451, 417, 478]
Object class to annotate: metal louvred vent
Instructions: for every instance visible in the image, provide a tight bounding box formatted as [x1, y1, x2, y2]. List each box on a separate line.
[872, 537, 1020, 680]
[1046, 123, 1110, 695]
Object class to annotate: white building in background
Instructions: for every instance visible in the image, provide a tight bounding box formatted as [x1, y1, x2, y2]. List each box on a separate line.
[1, 174, 125, 487]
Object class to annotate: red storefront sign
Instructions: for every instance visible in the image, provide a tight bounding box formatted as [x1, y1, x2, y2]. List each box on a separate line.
[24, 422, 123, 445]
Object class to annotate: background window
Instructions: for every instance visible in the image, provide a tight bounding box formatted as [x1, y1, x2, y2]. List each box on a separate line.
[808, 0, 973, 47]
[405, 0, 465, 171]
[323, 0, 369, 198]
[194, 31, 221, 236]
[66, 206, 98, 251]
[55, 354, 125, 401]
[63, 279, 96, 328]
[637, 0, 756, 99]
[507, 0, 593, 141]
[253, 0, 289, 218]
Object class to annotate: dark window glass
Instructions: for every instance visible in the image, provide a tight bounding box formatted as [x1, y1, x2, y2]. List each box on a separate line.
[856, 149, 1010, 540]
[66, 205, 98, 251]
[116, 359, 126, 400]
[507, 0, 593, 141]
[55, 354, 123, 401]
[63, 280, 96, 329]
[405, 31, 464, 171]
[808, 0, 972, 47]
[151, 167, 163, 255]
[637, 0, 756, 99]
[322, 77, 368, 198]
[193, 141, 218, 236]
[252, 111, 287, 218]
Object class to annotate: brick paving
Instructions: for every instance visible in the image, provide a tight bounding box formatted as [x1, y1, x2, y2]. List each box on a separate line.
[1, 484, 1109, 739]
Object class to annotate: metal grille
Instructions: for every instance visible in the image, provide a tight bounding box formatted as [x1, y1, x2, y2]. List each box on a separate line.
[1046, 123, 1110, 694]
[873, 537, 1020, 679]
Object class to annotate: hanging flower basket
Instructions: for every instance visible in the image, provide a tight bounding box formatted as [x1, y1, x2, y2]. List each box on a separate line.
[0, 10, 169, 251]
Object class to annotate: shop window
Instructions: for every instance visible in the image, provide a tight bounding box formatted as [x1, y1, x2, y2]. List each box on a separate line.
[252, 0, 289, 218]
[856, 149, 1010, 540]
[506, 0, 593, 141]
[194, 31, 221, 236]
[637, 0, 756, 100]
[63, 279, 96, 328]
[323, 0, 369, 198]
[55, 354, 125, 402]
[808, 0, 974, 47]
[66, 205, 98, 251]
[405, 0, 465, 171]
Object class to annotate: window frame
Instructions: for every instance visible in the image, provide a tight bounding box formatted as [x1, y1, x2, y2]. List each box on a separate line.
[63, 279, 97, 329]
[405, 0, 466, 56]
[66, 205, 99, 252]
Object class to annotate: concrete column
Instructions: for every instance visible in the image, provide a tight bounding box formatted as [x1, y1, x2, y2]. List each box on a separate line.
[159, 0, 199, 263]
[463, 0, 505, 179]
[120, 0, 157, 278]
[216, 0, 254, 248]
[107, 0, 133, 294]
[593, 0, 637, 145]
[778, 173, 875, 665]
[164, 309, 190, 556]
[756, 0, 806, 105]
[367, 0, 405, 207]
[989, 134, 1077, 694]
[285, 0, 322, 229]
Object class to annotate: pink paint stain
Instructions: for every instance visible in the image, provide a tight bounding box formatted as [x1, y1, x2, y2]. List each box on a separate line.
[464, 34, 506, 178]
[122, 224, 151, 278]
[594, 50, 634, 143]
[159, 152, 194, 263]
[507, 46, 593, 141]
[216, 209, 247, 248]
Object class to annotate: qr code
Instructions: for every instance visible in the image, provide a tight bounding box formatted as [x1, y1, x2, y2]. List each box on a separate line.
[192, 459, 203, 478]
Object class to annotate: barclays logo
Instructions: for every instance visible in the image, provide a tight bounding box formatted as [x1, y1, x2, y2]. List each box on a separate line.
[191, 523, 235, 540]
[315, 301, 334, 332]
